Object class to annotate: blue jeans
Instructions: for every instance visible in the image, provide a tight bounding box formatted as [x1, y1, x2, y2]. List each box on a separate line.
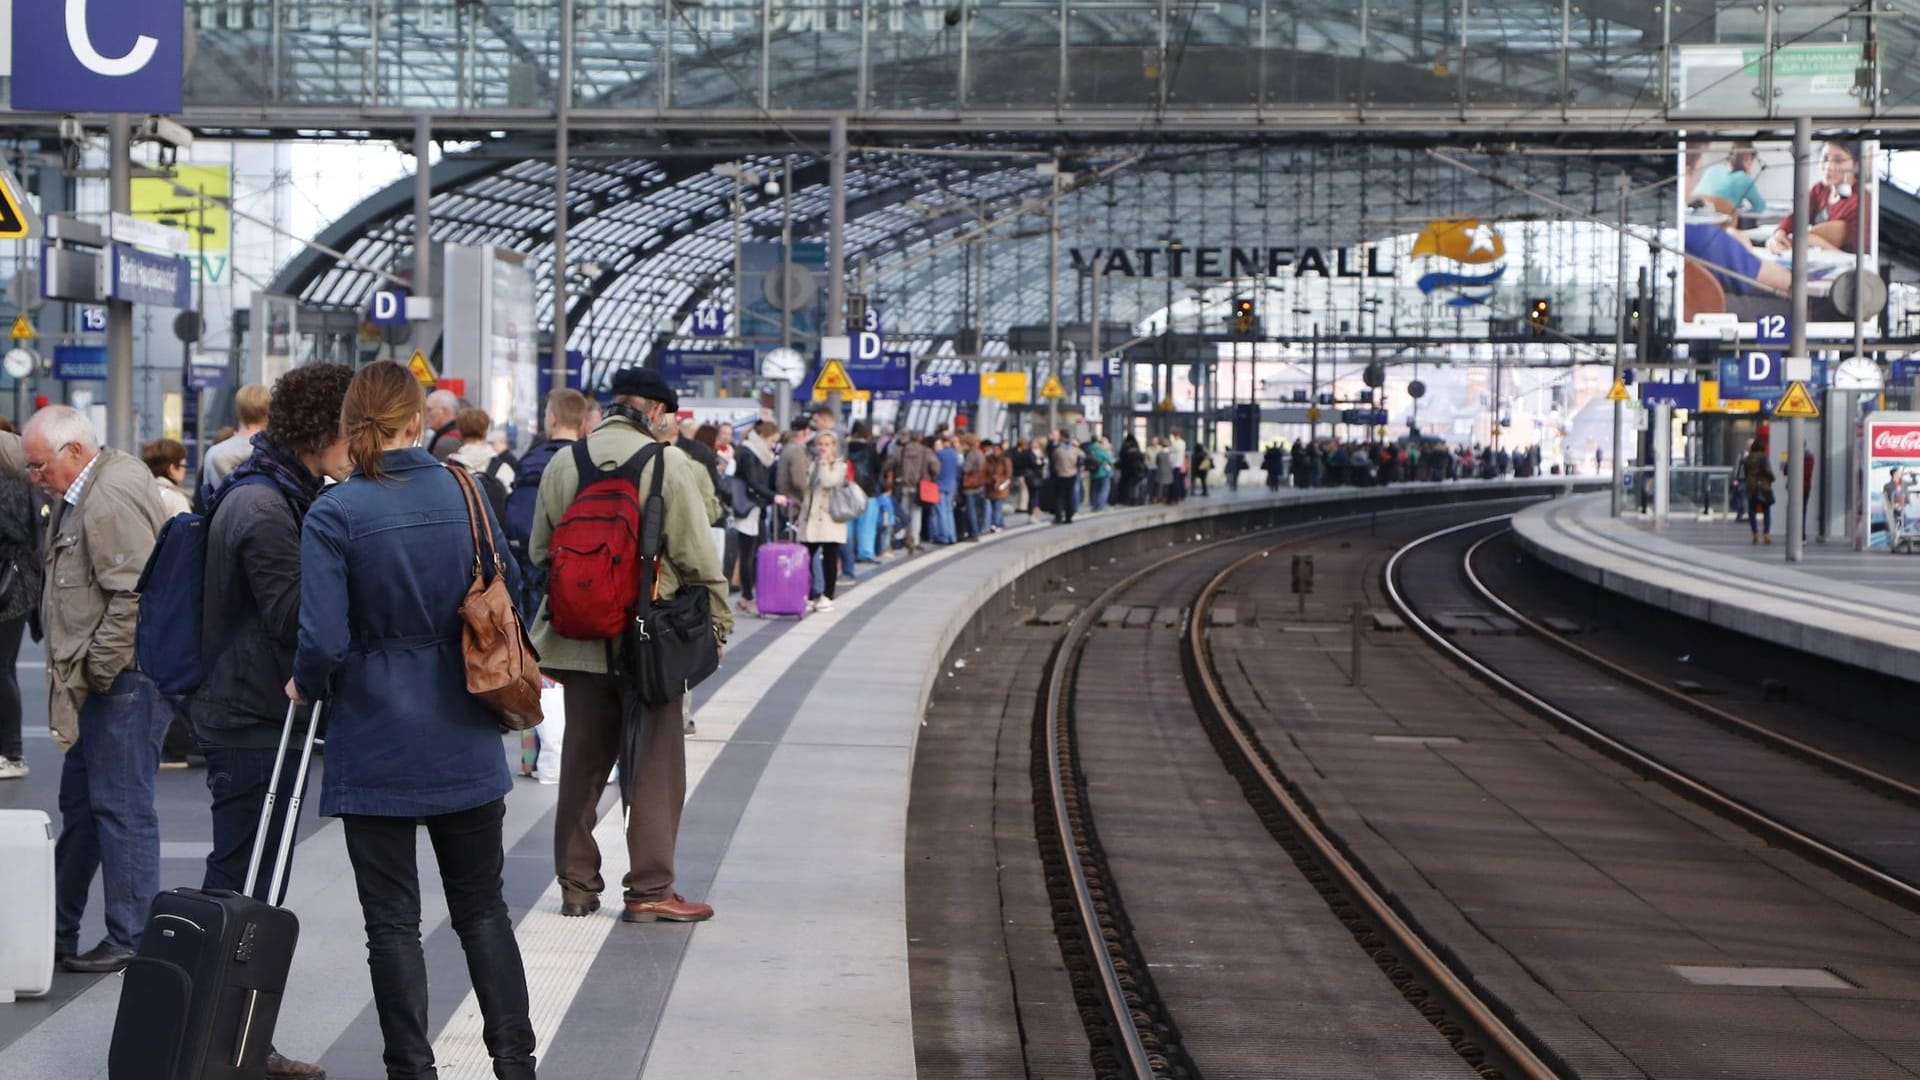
[989, 498, 1006, 530]
[931, 492, 957, 543]
[965, 492, 988, 537]
[203, 740, 310, 901]
[1090, 474, 1112, 511]
[872, 494, 895, 556]
[855, 496, 882, 560]
[56, 670, 167, 953]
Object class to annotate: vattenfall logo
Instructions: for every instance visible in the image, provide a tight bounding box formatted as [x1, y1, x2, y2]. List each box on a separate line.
[1067, 245, 1395, 280]
[1411, 219, 1506, 308]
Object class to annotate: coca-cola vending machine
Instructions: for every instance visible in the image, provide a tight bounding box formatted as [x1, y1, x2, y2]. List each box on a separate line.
[1862, 413, 1920, 552]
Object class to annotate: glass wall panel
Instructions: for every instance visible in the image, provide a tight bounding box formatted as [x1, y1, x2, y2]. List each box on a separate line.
[1459, 1, 1564, 110]
[186, 1, 292, 107]
[964, 0, 1061, 107]
[1363, 1, 1461, 110]
[575, 0, 667, 110]
[1164, 2, 1259, 107]
[672, 0, 767, 109]
[1561, 0, 1658, 111]
[1261, 3, 1362, 107]
[766, 0, 862, 110]
[1064, 0, 1160, 109]
[867, 0, 965, 110]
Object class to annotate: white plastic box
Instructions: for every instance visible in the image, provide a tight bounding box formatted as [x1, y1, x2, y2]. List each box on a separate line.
[0, 809, 55, 1001]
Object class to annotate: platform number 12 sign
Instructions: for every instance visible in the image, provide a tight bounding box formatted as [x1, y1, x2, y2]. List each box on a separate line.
[1756, 314, 1789, 344]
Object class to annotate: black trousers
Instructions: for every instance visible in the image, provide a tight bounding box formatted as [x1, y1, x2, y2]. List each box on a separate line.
[342, 799, 535, 1080]
[0, 615, 23, 760]
[736, 530, 763, 601]
[805, 541, 841, 600]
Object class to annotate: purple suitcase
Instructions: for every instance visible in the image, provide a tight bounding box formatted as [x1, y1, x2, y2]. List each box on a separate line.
[756, 541, 811, 618]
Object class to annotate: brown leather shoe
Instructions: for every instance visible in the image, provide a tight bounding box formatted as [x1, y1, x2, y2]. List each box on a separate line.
[622, 894, 714, 923]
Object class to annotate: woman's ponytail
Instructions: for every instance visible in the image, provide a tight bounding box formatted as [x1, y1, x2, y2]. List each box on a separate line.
[341, 361, 426, 482]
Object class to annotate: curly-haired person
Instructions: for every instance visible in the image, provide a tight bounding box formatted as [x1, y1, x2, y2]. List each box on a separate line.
[189, 361, 354, 1080]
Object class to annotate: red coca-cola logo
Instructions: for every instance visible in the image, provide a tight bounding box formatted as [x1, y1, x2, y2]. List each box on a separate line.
[1872, 425, 1920, 455]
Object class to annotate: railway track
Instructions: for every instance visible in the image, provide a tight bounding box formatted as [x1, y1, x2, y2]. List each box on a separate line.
[1033, 501, 1560, 1080]
[1386, 516, 1920, 911]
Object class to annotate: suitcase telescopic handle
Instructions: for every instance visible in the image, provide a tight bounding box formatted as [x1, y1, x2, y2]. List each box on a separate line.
[242, 699, 325, 907]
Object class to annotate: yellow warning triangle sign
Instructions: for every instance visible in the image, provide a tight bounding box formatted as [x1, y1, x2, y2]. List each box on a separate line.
[1040, 374, 1067, 400]
[0, 167, 36, 242]
[815, 359, 857, 394]
[1605, 378, 1628, 402]
[1774, 380, 1819, 418]
[9, 315, 32, 342]
[408, 350, 436, 387]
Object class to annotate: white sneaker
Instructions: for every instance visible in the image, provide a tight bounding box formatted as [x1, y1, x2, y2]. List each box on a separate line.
[0, 757, 27, 780]
[814, 597, 836, 613]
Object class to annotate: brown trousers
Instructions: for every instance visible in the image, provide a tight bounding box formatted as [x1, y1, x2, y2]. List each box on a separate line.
[553, 673, 687, 904]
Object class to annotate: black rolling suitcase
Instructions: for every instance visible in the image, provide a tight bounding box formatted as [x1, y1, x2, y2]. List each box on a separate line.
[108, 701, 323, 1080]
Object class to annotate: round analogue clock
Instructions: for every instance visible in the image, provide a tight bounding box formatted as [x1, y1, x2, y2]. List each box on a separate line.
[1833, 355, 1883, 392]
[3, 348, 35, 380]
[762, 347, 807, 384]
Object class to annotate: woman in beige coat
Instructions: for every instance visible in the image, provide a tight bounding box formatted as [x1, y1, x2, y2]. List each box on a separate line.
[799, 430, 849, 612]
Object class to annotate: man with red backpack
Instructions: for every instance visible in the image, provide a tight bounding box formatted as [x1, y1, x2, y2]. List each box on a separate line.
[530, 367, 731, 924]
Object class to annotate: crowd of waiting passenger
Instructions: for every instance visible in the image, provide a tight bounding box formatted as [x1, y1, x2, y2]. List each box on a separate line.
[0, 367, 1552, 1079]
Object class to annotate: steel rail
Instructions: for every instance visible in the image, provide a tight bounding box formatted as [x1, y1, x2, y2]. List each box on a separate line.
[1188, 538, 1565, 1080]
[1384, 517, 1920, 911]
[1039, 494, 1535, 1078]
[1464, 529, 1920, 810]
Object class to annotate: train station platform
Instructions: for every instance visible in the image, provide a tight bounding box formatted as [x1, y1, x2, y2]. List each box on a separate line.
[2, 477, 1585, 1080]
[1513, 493, 1920, 685]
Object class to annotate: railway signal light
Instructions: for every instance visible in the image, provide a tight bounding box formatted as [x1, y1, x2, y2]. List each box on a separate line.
[1527, 297, 1551, 337]
[1232, 297, 1256, 336]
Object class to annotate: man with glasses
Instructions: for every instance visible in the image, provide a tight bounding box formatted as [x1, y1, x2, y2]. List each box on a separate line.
[22, 406, 167, 974]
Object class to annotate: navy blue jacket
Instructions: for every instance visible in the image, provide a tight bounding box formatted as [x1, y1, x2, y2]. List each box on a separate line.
[504, 438, 571, 554]
[293, 448, 521, 818]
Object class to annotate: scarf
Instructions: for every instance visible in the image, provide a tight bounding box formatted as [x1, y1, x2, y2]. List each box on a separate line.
[218, 433, 324, 524]
[744, 431, 777, 468]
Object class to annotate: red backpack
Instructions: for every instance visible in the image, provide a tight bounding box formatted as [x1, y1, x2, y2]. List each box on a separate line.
[546, 441, 667, 640]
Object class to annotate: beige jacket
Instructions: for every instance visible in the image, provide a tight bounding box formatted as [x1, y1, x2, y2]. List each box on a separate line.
[44, 448, 165, 750]
[798, 457, 848, 544]
[530, 414, 732, 676]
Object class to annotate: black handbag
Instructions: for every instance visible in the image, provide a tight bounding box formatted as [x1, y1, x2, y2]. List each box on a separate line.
[730, 473, 757, 520]
[623, 444, 721, 707]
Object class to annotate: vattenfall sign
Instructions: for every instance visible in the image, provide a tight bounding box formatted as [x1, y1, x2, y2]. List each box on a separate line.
[1068, 245, 1396, 280]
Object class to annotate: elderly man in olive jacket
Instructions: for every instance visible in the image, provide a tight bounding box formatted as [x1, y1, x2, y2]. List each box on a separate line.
[531, 368, 731, 925]
[23, 406, 168, 974]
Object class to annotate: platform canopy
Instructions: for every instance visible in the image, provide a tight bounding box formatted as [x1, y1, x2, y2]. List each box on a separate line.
[273, 136, 1692, 380]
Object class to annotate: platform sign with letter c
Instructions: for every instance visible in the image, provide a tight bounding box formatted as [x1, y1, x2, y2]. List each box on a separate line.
[10, 0, 185, 113]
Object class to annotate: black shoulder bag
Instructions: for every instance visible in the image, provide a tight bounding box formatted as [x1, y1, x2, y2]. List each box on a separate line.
[624, 447, 721, 706]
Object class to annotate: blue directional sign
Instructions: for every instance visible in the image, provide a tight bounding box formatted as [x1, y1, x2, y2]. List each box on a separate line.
[1638, 382, 1700, 410]
[187, 362, 230, 391]
[369, 287, 410, 327]
[1719, 354, 1827, 399]
[847, 349, 909, 392]
[12, 0, 185, 114]
[661, 348, 755, 383]
[52, 345, 108, 381]
[691, 307, 728, 338]
[109, 245, 191, 307]
[911, 371, 981, 402]
[1892, 359, 1920, 384]
[1341, 408, 1389, 426]
[1078, 373, 1106, 396]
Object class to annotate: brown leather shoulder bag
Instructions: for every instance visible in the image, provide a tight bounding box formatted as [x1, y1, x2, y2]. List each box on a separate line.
[447, 465, 545, 731]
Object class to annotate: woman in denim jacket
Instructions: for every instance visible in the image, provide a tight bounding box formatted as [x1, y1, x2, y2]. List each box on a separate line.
[289, 361, 535, 1080]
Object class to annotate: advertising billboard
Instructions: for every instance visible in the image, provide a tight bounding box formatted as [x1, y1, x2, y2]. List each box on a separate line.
[1679, 137, 1879, 340]
[1862, 412, 1920, 552]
